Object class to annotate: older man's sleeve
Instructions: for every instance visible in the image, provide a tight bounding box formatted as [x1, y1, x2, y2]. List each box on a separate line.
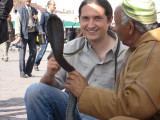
[78, 85, 159, 120]
[78, 86, 115, 119]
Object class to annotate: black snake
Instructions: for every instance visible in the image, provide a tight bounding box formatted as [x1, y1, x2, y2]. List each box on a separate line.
[47, 14, 77, 120]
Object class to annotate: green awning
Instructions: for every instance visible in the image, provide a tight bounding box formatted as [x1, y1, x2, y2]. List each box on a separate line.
[63, 21, 80, 28]
[63, 21, 74, 28]
[11, 21, 15, 28]
[73, 22, 80, 28]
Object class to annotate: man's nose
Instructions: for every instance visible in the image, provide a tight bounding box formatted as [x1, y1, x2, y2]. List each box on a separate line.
[88, 19, 96, 28]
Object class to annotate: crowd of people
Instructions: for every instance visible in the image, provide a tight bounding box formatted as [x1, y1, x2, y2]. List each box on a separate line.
[1, 0, 160, 119]
[1, 0, 83, 78]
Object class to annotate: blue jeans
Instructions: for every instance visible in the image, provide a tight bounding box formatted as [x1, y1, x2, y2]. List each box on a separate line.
[34, 37, 49, 66]
[25, 83, 98, 120]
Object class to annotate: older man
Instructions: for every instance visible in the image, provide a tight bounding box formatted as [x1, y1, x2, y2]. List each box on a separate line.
[65, 0, 160, 120]
[15, 0, 38, 78]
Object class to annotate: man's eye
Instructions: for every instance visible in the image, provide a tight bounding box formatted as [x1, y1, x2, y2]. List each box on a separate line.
[82, 17, 88, 20]
[81, 16, 88, 20]
[96, 17, 102, 20]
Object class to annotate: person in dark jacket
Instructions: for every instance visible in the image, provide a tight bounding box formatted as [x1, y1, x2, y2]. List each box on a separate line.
[34, 0, 56, 71]
[15, 0, 39, 78]
[0, 0, 13, 44]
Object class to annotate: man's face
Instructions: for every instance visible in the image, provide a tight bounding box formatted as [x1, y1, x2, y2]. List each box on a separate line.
[114, 6, 131, 46]
[49, 2, 56, 11]
[24, 0, 31, 7]
[79, 3, 112, 42]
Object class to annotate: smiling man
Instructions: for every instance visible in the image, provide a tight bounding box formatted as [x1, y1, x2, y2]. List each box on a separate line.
[24, 0, 127, 120]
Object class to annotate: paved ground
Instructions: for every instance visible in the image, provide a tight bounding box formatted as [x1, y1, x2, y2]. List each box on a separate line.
[0, 44, 52, 120]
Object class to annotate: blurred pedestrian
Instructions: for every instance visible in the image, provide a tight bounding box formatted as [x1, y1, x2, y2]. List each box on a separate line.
[0, 0, 13, 44]
[2, 14, 15, 62]
[34, 0, 56, 71]
[15, 0, 39, 78]
[76, 28, 83, 38]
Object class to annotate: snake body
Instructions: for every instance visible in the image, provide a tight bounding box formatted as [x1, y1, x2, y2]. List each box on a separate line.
[47, 14, 76, 120]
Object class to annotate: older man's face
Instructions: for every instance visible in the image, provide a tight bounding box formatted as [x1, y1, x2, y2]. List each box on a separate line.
[114, 6, 130, 46]
[24, 0, 31, 7]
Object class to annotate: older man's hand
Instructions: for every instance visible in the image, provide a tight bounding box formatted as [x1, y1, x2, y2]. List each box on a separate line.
[65, 71, 88, 98]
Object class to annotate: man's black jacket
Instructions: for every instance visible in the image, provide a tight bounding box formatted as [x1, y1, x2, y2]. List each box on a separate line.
[0, 0, 13, 44]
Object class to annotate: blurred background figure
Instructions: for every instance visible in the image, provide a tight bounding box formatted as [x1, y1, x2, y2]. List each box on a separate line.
[34, 0, 56, 71]
[158, 11, 160, 26]
[15, 0, 39, 78]
[76, 28, 83, 38]
[0, 0, 13, 44]
[1, 14, 15, 62]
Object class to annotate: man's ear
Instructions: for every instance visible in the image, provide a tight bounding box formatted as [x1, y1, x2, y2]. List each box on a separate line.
[108, 16, 113, 26]
[128, 20, 134, 35]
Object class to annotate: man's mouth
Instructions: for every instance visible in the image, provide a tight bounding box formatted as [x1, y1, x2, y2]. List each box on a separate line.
[87, 30, 97, 34]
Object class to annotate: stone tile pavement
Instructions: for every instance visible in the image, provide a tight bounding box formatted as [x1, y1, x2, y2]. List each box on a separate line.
[0, 44, 52, 120]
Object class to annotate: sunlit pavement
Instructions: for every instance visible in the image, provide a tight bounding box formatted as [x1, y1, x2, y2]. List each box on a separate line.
[0, 44, 51, 120]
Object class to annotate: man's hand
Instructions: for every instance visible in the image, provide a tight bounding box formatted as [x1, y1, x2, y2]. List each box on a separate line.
[33, 14, 38, 20]
[65, 71, 88, 98]
[40, 55, 61, 87]
[46, 55, 61, 77]
[15, 37, 22, 43]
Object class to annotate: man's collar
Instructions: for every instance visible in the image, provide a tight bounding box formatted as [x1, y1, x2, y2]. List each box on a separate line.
[83, 31, 120, 62]
[47, 8, 55, 14]
[84, 31, 119, 55]
[25, 4, 31, 10]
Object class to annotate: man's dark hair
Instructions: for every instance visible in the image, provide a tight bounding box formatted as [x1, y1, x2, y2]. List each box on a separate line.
[47, 0, 55, 7]
[79, 0, 113, 20]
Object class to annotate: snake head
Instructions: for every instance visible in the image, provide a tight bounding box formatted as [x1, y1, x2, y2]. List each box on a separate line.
[47, 14, 75, 72]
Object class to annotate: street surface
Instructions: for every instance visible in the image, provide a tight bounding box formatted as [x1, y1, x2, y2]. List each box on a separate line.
[0, 44, 51, 120]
